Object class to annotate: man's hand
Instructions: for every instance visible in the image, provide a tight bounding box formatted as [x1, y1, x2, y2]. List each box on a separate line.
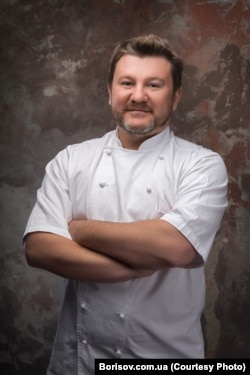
[69, 219, 84, 241]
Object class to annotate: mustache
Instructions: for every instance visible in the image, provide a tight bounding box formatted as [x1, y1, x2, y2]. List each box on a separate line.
[125, 104, 153, 112]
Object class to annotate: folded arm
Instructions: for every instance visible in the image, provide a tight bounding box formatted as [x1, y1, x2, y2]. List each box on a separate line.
[69, 218, 203, 270]
[24, 232, 155, 282]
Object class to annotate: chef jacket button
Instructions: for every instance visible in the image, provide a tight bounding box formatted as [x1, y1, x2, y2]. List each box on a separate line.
[116, 349, 122, 356]
[99, 181, 106, 188]
[119, 312, 125, 319]
[82, 339, 88, 345]
[146, 186, 152, 193]
[106, 150, 112, 156]
[159, 155, 164, 160]
[80, 302, 87, 310]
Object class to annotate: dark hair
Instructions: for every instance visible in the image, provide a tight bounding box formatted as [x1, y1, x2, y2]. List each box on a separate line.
[108, 34, 183, 92]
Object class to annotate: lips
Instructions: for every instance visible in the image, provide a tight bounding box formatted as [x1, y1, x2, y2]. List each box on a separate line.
[126, 107, 152, 113]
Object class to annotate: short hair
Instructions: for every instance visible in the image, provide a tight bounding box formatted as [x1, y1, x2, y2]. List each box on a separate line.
[108, 34, 183, 92]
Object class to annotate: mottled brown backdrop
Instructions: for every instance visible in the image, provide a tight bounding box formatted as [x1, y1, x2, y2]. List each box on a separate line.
[0, 0, 250, 373]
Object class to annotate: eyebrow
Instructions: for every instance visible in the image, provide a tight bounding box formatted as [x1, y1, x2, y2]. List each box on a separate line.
[117, 75, 166, 82]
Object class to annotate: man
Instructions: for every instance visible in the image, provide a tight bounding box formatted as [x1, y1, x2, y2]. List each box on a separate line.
[24, 34, 228, 373]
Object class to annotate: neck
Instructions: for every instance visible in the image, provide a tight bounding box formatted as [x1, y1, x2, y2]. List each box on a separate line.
[117, 128, 153, 150]
[117, 125, 168, 150]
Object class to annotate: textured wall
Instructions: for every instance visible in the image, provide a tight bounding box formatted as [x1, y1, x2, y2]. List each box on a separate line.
[0, 0, 250, 373]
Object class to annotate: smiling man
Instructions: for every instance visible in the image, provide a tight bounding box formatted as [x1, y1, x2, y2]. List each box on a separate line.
[109, 54, 181, 145]
[24, 35, 228, 374]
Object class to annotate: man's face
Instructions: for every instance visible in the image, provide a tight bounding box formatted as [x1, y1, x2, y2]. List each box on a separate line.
[108, 54, 181, 147]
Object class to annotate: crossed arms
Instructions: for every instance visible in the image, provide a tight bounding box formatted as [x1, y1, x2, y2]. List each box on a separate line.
[24, 218, 200, 283]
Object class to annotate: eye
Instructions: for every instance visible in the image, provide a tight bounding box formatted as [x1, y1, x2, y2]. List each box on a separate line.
[148, 82, 162, 89]
[120, 80, 134, 87]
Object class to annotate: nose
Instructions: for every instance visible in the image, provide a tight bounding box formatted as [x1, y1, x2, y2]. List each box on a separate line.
[130, 84, 147, 103]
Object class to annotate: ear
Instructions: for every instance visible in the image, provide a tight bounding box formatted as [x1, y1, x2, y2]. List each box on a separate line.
[108, 84, 112, 105]
[173, 87, 182, 111]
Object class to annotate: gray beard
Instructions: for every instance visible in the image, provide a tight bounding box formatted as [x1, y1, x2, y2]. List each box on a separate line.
[115, 114, 170, 135]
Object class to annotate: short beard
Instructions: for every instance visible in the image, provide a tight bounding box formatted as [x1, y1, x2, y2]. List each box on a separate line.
[115, 113, 171, 135]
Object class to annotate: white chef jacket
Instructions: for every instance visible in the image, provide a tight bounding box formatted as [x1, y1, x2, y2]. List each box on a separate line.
[24, 126, 228, 374]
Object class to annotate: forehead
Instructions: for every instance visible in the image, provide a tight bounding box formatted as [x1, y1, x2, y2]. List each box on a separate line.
[114, 54, 172, 80]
